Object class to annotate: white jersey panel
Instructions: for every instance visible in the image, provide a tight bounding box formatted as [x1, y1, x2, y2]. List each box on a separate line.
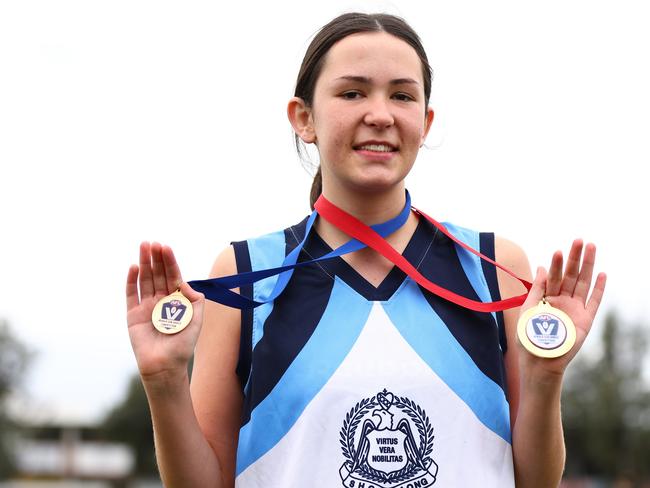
[236, 300, 514, 488]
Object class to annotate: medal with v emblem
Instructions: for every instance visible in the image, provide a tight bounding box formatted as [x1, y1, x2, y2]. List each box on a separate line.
[517, 298, 576, 358]
[151, 290, 193, 335]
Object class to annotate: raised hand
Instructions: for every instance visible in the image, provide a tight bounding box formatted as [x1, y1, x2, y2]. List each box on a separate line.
[518, 239, 607, 376]
[126, 242, 204, 380]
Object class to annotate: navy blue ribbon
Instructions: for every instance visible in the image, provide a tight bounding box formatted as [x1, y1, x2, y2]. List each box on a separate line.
[188, 191, 412, 309]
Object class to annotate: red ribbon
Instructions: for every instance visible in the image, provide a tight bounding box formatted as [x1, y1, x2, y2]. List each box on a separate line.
[314, 195, 532, 313]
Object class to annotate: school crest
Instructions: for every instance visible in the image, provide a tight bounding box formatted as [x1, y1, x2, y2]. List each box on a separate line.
[339, 389, 438, 487]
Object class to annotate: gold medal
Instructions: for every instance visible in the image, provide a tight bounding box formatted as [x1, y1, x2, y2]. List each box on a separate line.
[517, 298, 576, 358]
[151, 290, 193, 335]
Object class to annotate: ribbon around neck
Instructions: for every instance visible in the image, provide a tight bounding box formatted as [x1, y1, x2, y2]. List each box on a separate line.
[314, 195, 532, 313]
[188, 191, 532, 312]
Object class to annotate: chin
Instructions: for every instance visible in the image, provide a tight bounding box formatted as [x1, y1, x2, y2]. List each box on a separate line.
[346, 175, 406, 194]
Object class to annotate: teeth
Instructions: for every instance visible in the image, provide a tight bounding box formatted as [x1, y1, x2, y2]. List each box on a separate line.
[357, 144, 394, 152]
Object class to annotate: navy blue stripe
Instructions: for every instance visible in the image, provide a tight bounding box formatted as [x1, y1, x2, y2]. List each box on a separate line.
[303, 216, 433, 301]
[232, 240, 254, 389]
[417, 222, 507, 390]
[236, 280, 372, 475]
[479, 232, 507, 354]
[240, 221, 335, 427]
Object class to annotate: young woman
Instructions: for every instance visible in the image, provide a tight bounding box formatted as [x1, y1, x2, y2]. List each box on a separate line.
[126, 12, 606, 488]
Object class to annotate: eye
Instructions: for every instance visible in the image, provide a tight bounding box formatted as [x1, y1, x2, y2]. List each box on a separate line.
[341, 91, 363, 100]
[393, 92, 415, 102]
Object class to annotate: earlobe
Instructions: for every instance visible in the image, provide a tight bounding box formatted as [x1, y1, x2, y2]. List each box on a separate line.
[287, 97, 316, 144]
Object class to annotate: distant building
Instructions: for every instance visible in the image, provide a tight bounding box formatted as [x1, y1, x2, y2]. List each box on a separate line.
[12, 423, 134, 482]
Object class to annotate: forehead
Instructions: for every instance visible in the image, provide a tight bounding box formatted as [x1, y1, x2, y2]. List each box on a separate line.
[319, 31, 423, 84]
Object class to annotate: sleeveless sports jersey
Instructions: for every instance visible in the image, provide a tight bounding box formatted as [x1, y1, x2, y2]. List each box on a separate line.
[231, 215, 514, 487]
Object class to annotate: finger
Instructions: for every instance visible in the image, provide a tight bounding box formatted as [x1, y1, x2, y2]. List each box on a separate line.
[162, 245, 183, 293]
[180, 282, 204, 331]
[151, 242, 168, 296]
[525, 266, 547, 307]
[560, 239, 583, 296]
[126, 265, 141, 311]
[138, 242, 155, 298]
[586, 272, 607, 317]
[573, 243, 596, 302]
[180, 281, 204, 304]
[546, 250, 563, 297]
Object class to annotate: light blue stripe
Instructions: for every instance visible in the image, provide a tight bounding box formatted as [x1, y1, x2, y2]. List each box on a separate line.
[382, 282, 511, 443]
[236, 278, 373, 476]
[443, 222, 497, 325]
[243, 230, 287, 395]
[248, 229, 286, 350]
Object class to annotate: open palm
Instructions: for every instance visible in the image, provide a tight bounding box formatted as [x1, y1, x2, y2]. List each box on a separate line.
[519, 239, 607, 376]
[125, 242, 204, 379]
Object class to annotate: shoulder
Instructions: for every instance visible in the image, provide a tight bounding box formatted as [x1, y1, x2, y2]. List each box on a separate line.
[210, 245, 237, 278]
[208, 215, 310, 278]
[438, 221, 480, 244]
[228, 216, 311, 271]
[494, 235, 532, 281]
[493, 235, 532, 305]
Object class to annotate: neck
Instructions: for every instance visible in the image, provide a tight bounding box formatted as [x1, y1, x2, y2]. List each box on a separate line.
[314, 184, 414, 248]
[318, 184, 408, 225]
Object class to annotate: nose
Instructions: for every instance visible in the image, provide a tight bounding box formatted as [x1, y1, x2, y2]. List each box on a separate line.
[363, 95, 394, 129]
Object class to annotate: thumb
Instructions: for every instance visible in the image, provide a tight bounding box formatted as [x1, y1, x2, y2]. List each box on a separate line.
[525, 266, 547, 308]
[180, 281, 204, 304]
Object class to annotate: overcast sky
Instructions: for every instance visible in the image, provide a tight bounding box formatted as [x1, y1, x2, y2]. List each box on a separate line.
[1, 0, 648, 424]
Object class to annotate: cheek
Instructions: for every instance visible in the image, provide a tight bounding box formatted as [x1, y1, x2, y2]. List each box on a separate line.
[406, 116, 428, 145]
[331, 120, 349, 146]
[316, 117, 349, 153]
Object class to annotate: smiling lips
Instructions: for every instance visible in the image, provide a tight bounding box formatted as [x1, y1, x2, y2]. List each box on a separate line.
[353, 142, 398, 153]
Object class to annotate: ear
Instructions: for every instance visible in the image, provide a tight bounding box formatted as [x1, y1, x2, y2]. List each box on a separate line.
[420, 107, 435, 146]
[287, 97, 316, 144]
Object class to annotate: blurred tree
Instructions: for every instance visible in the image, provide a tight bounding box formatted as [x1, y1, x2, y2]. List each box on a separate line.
[0, 319, 31, 478]
[101, 375, 157, 476]
[563, 311, 650, 483]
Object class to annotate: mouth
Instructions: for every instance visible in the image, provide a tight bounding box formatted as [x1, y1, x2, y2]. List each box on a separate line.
[353, 142, 398, 153]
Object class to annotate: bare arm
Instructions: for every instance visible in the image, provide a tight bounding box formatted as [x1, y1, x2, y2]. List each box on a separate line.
[496, 237, 606, 488]
[190, 245, 244, 487]
[126, 243, 242, 487]
[143, 367, 224, 487]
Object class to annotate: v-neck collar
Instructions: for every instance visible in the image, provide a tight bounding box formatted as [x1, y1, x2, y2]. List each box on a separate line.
[296, 215, 437, 302]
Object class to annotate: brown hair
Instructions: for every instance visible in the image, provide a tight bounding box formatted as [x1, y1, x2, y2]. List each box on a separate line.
[292, 13, 433, 209]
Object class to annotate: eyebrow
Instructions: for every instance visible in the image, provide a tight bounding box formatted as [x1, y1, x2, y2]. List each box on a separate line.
[333, 75, 420, 86]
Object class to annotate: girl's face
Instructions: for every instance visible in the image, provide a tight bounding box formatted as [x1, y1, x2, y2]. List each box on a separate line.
[307, 32, 434, 195]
